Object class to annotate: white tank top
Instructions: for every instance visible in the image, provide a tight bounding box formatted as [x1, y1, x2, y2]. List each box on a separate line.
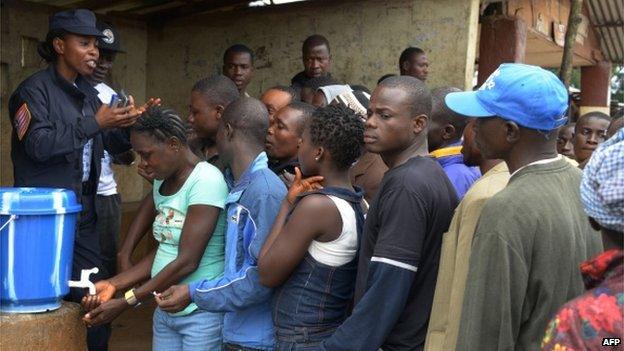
[307, 195, 358, 267]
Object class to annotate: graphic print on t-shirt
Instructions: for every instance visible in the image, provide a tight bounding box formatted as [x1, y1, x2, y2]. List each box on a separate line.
[153, 207, 185, 243]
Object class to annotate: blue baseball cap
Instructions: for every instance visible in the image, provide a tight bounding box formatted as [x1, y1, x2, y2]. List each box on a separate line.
[49, 9, 105, 38]
[445, 63, 569, 131]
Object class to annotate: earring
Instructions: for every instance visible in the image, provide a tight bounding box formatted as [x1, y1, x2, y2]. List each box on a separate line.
[315, 157, 320, 161]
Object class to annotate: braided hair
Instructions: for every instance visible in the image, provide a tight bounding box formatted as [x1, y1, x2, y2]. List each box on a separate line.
[307, 104, 364, 170]
[132, 106, 187, 144]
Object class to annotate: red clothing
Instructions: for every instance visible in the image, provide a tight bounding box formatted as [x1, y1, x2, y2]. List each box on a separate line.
[542, 249, 624, 351]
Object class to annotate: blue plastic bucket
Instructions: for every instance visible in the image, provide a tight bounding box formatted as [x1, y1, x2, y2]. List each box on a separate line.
[0, 187, 82, 313]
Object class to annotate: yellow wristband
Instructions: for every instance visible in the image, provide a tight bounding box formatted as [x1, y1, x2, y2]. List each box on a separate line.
[124, 289, 138, 306]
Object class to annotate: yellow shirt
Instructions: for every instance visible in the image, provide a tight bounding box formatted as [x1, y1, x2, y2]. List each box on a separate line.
[425, 162, 510, 351]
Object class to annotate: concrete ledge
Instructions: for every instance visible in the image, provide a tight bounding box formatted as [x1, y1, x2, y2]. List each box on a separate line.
[0, 301, 86, 351]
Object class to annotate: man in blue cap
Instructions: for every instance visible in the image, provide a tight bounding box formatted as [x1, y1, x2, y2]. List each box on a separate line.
[444, 63, 603, 350]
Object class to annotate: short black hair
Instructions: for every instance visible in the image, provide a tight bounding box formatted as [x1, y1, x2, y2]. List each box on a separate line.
[399, 47, 425, 67]
[192, 75, 240, 107]
[302, 34, 330, 54]
[576, 111, 611, 132]
[303, 76, 340, 90]
[223, 44, 254, 64]
[559, 123, 576, 134]
[377, 74, 396, 85]
[132, 105, 187, 144]
[222, 97, 269, 145]
[431, 87, 468, 135]
[607, 116, 624, 137]
[267, 85, 300, 102]
[378, 76, 432, 117]
[307, 104, 364, 170]
[285, 101, 316, 134]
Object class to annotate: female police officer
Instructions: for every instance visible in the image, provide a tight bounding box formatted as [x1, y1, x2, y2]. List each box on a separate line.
[8, 9, 141, 351]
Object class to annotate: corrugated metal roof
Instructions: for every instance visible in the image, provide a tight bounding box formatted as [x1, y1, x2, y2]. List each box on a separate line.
[586, 0, 624, 63]
[18, 0, 260, 21]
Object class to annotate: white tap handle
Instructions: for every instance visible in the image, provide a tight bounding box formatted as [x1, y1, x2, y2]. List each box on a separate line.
[67, 267, 99, 295]
[82, 267, 99, 295]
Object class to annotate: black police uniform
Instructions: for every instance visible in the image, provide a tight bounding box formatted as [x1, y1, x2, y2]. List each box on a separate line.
[9, 9, 130, 351]
[9, 51, 130, 351]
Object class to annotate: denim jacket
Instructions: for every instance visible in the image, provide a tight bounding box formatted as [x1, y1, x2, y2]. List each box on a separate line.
[189, 152, 286, 350]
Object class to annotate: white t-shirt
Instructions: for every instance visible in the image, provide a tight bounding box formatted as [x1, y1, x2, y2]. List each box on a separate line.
[95, 82, 118, 196]
[95, 82, 116, 106]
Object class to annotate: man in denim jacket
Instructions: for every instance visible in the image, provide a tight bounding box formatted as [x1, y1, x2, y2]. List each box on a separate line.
[157, 97, 286, 350]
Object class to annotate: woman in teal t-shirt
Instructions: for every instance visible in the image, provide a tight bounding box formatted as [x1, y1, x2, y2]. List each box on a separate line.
[82, 106, 228, 350]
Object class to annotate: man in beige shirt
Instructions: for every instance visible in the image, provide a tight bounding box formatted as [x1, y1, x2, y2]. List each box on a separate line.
[425, 120, 510, 351]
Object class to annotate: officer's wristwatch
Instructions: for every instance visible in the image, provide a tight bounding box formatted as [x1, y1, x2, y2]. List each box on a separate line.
[124, 288, 138, 306]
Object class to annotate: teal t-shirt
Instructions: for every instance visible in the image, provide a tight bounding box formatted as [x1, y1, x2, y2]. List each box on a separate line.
[151, 161, 228, 316]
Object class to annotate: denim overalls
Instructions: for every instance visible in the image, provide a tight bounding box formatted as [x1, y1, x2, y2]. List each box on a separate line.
[272, 187, 365, 350]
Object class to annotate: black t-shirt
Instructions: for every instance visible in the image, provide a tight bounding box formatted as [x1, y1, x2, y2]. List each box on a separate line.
[355, 156, 458, 350]
[290, 71, 310, 89]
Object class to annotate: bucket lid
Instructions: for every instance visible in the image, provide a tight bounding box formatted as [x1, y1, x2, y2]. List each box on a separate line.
[0, 187, 82, 215]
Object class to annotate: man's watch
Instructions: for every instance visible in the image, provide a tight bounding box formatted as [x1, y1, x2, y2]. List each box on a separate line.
[124, 288, 138, 306]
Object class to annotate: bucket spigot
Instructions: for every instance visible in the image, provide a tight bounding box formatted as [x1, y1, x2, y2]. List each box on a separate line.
[68, 267, 99, 295]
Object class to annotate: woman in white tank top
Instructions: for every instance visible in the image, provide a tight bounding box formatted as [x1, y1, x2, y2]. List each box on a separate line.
[258, 104, 367, 350]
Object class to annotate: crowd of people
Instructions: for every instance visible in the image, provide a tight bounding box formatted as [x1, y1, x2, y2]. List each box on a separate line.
[8, 8, 623, 351]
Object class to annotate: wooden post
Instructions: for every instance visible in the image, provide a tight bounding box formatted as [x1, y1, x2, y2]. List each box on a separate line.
[477, 16, 527, 87]
[559, 0, 583, 88]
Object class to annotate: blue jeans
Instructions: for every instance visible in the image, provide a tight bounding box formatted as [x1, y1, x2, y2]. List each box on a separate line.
[153, 307, 223, 351]
[275, 326, 335, 350]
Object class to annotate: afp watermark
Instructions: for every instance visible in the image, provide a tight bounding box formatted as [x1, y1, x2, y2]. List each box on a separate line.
[602, 338, 621, 347]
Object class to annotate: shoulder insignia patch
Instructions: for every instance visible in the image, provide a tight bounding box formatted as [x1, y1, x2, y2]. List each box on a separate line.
[14, 103, 31, 141]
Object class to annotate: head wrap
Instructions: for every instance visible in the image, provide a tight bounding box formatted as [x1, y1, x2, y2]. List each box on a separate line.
[318, 85, 352, 104]
[580, 128, 624, 232]
[331, 90, 371, 117]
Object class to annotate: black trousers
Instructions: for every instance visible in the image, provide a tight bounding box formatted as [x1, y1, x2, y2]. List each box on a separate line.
[95, 194, 121, 277]
[65, 193, 111, 351]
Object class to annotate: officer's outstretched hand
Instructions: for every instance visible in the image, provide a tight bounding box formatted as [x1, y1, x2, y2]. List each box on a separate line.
[155, 285, 191, 313]
[136, 97, 162, 114]
[96, 103, 139, 129]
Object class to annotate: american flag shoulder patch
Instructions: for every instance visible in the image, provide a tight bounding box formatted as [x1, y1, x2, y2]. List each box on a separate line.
[14, 103, 31, 141]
